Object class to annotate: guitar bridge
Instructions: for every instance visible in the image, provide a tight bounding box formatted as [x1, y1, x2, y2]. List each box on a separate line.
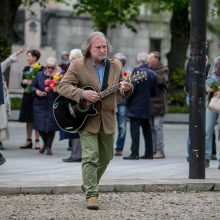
[68, 103, 76, 118]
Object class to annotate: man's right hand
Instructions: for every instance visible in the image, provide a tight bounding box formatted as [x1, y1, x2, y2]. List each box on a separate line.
[82, 90, 100, 102]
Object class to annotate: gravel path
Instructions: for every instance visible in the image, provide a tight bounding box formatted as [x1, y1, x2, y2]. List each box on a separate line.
[0, 192, 220, 220]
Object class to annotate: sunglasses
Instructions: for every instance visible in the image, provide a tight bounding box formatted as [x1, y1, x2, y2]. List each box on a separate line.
[47, 66, 55, 70]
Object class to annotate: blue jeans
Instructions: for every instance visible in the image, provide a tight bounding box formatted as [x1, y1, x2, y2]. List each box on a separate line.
[115, 104, 127, 151]
[205, 107, 218, 161]
[150, 116, 164, 152]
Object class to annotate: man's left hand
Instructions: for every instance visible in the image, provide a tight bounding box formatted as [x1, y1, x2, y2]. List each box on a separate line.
[120, 81, 133, 93]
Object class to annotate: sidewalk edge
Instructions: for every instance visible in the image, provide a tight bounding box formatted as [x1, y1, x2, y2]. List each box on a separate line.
[0, 183, 219, 195]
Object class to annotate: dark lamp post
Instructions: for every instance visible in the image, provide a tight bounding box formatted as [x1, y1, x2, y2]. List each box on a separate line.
[189, 0, 207, 179]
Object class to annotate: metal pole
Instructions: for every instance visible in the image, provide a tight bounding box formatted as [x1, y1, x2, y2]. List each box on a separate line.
[189, 0, 207, 179]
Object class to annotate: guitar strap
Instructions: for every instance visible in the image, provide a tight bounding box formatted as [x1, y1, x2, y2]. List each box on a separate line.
[101, 58, 110, 91]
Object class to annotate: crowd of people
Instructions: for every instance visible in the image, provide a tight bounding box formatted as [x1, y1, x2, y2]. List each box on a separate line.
[0, 39, 170, 164]
[1, 31, 220, 210]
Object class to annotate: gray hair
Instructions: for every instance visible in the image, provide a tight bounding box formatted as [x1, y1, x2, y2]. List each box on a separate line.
[81, 32, 112, 57]
[46, 57, 57, 66]
[69, 49, 83, 61]
[150, 51, 161, 61]
[113, 52, 127, 66]
[137, 52, 148, 64]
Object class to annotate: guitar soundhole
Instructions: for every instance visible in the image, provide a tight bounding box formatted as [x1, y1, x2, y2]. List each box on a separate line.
[77, 100, 91, 111]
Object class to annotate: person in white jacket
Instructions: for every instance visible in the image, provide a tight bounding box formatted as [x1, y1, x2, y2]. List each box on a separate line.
[0, 46, 25, 164]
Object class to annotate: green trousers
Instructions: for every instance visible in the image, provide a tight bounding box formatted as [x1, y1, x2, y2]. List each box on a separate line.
[79, 129, 114, 199]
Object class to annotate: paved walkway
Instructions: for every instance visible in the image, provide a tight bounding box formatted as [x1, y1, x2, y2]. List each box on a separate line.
[0, 122, 220, 195]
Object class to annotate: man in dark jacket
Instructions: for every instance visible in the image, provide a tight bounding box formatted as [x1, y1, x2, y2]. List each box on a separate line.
[148, 51, 169, 159]
[124, 52, 157, 160]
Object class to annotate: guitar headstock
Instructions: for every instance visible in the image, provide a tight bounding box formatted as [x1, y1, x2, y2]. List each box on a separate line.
[130, 71, 148, 83]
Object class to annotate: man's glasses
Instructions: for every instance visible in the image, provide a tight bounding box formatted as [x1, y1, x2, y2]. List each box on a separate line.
[47, 66, 55, 70]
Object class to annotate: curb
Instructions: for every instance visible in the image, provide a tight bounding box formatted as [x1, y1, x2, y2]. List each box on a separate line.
[0, 183, 219, 195]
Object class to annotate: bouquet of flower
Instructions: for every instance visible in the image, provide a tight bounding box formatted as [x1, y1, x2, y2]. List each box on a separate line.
[44, 67, 62, 93]
[206, 75, 220, 91]
[24, 63, 42, 93]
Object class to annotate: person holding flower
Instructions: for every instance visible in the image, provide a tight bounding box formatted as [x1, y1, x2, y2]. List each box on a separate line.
[205, 45, 220, 168]
[19, 49, 43, 150]
[31, 57, 60, 155]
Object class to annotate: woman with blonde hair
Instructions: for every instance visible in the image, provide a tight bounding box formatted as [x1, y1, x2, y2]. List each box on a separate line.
[31, 57, 60, 155]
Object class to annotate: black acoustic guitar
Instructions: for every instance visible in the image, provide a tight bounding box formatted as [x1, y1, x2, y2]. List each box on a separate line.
[53, 72, 147, 133]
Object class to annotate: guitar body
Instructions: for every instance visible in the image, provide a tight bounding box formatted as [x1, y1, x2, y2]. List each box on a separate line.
[53, 86, 99, 133]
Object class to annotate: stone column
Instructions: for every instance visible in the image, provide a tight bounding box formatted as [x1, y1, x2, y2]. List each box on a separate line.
[25, 4, 41, 48]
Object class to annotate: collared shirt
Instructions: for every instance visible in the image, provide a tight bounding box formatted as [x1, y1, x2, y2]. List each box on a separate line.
[92, 59, 106, 88]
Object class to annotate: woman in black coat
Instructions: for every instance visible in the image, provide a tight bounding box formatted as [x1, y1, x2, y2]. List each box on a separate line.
[31, 57, 60, 155]
[19, 49, 42, 149]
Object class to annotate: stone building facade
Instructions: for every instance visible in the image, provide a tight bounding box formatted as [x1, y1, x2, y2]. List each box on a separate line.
[9, 2, 219, 91]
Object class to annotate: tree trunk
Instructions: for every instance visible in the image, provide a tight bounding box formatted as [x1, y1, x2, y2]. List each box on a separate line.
[98, 25, 108, 36]
[167, 3, 190, 74]
[0, 0, 21, 62]
[0, 0, 21, 83]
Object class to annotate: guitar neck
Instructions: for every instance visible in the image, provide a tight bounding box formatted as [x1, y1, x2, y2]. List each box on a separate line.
[99, 71, 147, 99]
[99, 83, 120, 99]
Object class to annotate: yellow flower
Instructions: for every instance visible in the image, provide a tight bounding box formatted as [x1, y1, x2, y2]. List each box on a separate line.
[32, 63, 41, 69]
[53, 74, 61, 80]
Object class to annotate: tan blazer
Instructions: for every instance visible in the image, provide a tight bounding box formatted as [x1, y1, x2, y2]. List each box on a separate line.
[57, 57, 124, 134]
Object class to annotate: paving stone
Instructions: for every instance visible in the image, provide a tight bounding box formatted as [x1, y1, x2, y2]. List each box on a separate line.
[144, 184, 187, 192]
[214, 183, 220, 191]
[20, 186, 53, 194]
[114, 184, 144, 192]
[0, 187, 20, 195]
[53, 185, 82, 194]
[187, 183, 215, 192]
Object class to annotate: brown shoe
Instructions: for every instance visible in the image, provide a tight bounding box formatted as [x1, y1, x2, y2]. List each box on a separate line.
[153, 151, 165, 159]
[86, 197, 99, 210]
[46, 148, 53, 156]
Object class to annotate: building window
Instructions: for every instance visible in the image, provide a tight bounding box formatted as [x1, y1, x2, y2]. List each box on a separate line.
[13, 9, 25, 44]
[150, 38, 161, 52]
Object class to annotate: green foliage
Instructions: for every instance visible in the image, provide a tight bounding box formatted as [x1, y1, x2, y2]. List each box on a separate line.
[168, 91, 188, 113]
[10, 97, 22, 110]
[169, 68, 185, 89]
[73, 0, 141, 33]
[168, 68, 188, 113]
[168, 91, 186, 106]
[141, 0, 190, 12]
[168, 103, 188, 113]
[210, 0, 220, 16]
[0, 44, 11, 60]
